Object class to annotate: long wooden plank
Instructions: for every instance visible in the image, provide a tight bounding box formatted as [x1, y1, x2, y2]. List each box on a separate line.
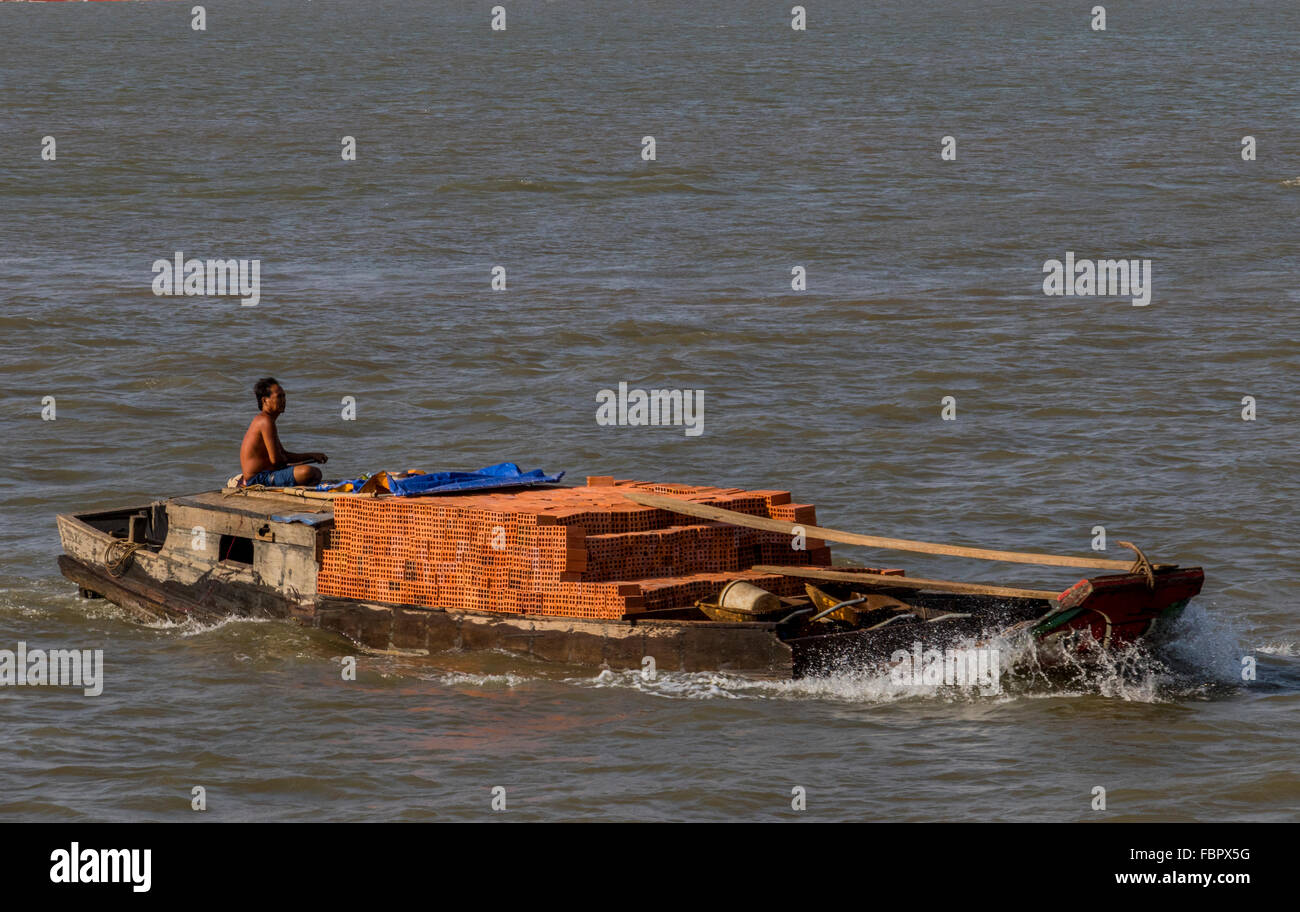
[221, 486, 374, 501]
[195, 490, 332, 514]
[751, 565, 1062, 601]
[622, 491, 1134, 571]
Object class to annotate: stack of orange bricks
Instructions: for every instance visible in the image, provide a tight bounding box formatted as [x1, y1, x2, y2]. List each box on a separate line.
[315, 477, 833, 620]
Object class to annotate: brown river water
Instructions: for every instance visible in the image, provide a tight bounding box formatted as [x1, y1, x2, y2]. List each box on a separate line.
[0, 0, 1297, 821]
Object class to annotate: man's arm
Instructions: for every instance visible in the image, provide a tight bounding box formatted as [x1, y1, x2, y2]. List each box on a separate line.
[282, 445, 327, 463]
[263, 423, 326, 465]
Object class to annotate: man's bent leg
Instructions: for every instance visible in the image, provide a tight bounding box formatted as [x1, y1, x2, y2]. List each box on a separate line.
[256, 465, 299, 487]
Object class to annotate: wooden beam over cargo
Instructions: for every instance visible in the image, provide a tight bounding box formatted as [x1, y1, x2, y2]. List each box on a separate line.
[622, 491, 1136, 572]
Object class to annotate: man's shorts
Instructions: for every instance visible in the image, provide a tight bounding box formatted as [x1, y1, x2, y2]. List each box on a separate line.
[243, 465, 298, 487]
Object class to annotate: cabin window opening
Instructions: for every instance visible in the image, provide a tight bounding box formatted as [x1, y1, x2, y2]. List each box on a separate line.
[219, 534, 254, 565]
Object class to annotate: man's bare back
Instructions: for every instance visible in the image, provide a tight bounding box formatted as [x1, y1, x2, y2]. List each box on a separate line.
[239, 378, 326, 487]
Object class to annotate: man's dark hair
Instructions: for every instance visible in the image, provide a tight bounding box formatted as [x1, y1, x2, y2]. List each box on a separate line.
[254, 377, 280, 409]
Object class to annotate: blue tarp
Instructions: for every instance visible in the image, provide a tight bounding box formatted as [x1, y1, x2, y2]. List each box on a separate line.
[317, 462, 565, 497]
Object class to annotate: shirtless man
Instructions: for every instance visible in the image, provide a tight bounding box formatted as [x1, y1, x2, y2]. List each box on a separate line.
[239, 377, 327, 487]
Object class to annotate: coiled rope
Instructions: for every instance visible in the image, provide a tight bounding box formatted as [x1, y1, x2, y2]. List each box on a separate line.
[104, 539, 146, 578]
[1118, 540, 1156, 589]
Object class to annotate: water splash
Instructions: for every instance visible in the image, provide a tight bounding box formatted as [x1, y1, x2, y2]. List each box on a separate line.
[558, 600, 1248, 704]
[173, 615, 275, 638]
[418, 671, 531, 689]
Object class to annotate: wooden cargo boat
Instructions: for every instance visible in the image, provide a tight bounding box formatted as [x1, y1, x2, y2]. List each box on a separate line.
[55, 484, 1204, 680]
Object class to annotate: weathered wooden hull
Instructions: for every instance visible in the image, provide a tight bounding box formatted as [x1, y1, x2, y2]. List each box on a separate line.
[57, 553, 795, 676]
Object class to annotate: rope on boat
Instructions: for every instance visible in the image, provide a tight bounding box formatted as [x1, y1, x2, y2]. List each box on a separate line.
[1118, 541, 1156, 589]
[223, 483, 335, 501]
[104, 539, 146, 578]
